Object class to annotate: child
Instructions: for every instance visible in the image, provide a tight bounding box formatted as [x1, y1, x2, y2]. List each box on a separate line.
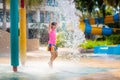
[48, 22, 58, 68]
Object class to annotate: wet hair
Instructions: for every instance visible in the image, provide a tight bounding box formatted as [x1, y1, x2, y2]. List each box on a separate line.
[51, 22, 57, 26]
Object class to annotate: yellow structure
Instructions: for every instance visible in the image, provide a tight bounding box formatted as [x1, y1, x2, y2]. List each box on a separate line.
[79, 20, 85, 31]
[104, 16, 114, 23]
[19, 8, 26, 65]
[91, 26, 102, 35]
[80, 15, 117, 25]
[89, 18, 95, 24]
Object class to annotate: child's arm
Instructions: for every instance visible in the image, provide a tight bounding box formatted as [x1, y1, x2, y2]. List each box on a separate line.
[48, 23, 51, 33]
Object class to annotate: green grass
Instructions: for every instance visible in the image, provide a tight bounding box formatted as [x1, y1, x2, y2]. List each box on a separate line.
[79, 40, 112, 49]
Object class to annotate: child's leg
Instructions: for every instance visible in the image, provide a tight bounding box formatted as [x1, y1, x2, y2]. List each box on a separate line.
[49, 51, 58, 67]
[51, 51, 58, 61]
[54, 51, 58, 59]
[48, 52, 55, 68]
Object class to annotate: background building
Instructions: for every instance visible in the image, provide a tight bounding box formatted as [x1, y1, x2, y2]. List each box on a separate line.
[0, 0, 65, 43]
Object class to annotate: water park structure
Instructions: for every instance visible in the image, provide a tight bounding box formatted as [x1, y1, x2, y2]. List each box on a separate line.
[79, 13, 120, 54]
[80, 13, 120, 35]
[10, 0, 19, 72]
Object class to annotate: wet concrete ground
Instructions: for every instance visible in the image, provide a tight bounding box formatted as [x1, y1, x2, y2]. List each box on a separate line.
[0, 47, 120, 80]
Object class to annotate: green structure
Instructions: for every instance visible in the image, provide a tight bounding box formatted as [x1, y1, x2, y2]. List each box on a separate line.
[10, 0, 19, 72]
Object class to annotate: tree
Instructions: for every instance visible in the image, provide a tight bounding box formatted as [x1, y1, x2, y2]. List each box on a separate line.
[75, 0, 104, 18]
[74, 0, 113, 18]
[2, 0, 6, 30]
[104, 0, 120, 11]
[1, 0, 10, 31]
[27, 0, 43, 7]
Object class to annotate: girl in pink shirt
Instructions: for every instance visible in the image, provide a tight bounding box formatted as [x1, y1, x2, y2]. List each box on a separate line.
[48, 22, 58, 68]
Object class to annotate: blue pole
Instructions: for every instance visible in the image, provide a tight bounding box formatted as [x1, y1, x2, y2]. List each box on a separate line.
[10, 0, 19, 72]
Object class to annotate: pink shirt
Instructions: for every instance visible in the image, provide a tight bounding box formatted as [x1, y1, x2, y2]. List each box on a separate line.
[48, 29, 56, 44]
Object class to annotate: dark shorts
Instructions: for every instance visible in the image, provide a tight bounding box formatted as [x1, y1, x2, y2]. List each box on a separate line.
[47, 44, 58, 52]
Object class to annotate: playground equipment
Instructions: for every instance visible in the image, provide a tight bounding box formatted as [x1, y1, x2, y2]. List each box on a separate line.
[79, 14, 120, 54]
[94, 44, 120, 55]
[20, 0, 27, 66]
[10, 0, 19, 72]
[10, 0, 27, 72]
[80, 13, 120, 35]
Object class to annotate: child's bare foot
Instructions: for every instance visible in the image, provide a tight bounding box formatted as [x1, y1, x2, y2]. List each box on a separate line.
[48, 62, 53, 68]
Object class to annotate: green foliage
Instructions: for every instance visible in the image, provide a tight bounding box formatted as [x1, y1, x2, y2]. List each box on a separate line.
[27, 0, 43, 8]
[74, 0, 105, 18]
[105, 6, 114, 16]
[80, 40, 112, 49]
[80, 34, 120, 49]
[74, 0, 120, 18]
[56, 31, 66, 47]
[6, 0, 43, 8]
[104, 0, 120, 9]
[106, 34, 120, 44]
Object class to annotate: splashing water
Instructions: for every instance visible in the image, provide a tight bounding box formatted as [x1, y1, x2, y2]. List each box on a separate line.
[0, 61, 113, 80]
[57, 0, 85, 47]
[57, 0, 85, 53]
